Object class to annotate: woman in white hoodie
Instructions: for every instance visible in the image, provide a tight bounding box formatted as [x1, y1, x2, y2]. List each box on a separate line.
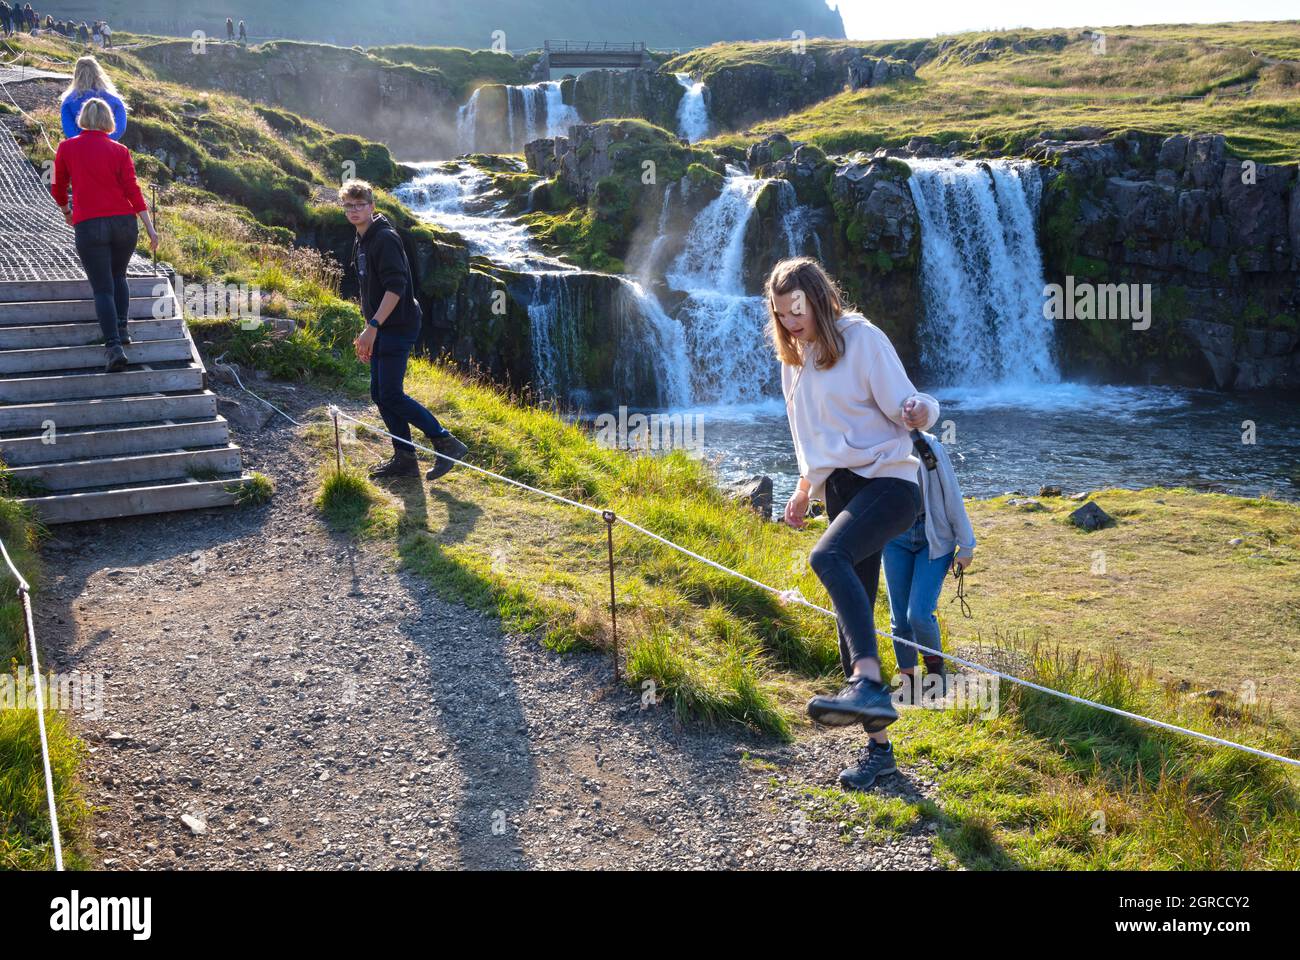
[773, 258, 939, 776]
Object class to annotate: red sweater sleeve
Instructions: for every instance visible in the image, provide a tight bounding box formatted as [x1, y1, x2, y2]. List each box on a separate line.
[117, 149, 147, 214]
[51, 142, 70, 208]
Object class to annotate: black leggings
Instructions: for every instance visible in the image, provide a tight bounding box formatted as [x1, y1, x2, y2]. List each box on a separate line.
[810, 469, 921, 677]
[73, 213, 138, 350]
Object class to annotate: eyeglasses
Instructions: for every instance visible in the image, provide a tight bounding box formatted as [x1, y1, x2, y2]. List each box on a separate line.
[341, 202, 371, 212]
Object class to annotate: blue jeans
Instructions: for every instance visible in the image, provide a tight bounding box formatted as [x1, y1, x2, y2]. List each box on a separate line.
[73, 213, 138, 349]
[883, 517, 954, 669]
[369, 329, 448, 455]
[810, 469, 922, 677]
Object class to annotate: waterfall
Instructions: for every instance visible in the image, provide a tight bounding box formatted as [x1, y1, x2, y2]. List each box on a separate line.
[666, 168, 778, 403]
[906, 158, 1058, 386]
[457, 82, 580, 154]
[674, 73, 710, 144]
[612, 278, 692, 408]
[526, 272, 692, 408]
[775, 180, 821, 259]
[456, 89, 479, 154]
[528, 272, 582, 402]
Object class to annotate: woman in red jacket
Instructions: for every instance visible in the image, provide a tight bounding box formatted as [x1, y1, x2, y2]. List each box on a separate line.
[51, 97, 158, 371]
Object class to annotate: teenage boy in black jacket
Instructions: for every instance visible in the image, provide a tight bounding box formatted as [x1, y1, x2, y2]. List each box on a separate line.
[342, 179, 468, 480]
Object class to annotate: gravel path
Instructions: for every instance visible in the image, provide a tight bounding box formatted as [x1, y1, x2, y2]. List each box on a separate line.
[37, 377, 948, 870]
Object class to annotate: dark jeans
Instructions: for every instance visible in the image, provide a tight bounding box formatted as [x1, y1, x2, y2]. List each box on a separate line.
[810, 469, 922, 677]
[369, 329, 448, 455]
[73, 213, 138, 349]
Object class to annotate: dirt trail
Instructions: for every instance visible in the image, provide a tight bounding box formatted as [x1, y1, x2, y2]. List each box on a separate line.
[35, 378, 948, 870]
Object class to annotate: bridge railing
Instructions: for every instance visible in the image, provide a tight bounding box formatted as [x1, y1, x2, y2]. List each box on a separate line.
[543, 40, 646, 53]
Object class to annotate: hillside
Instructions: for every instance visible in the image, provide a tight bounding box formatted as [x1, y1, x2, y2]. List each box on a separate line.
[33, 0, 845, 48]
[692, 24, 1300, 162]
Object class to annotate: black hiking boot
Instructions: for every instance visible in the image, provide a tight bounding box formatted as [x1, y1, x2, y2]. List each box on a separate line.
[104, 345, 129, 372]
[839, 739, 898, 792]
[368, 451, 419, 480]
[425, 432, 468, 481]
[117, 324, 132, 346]
[807, 676, 899, 730]
[923, 655, 948, 701]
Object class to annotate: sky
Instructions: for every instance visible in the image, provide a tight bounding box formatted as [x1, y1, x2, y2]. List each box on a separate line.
[830, 0, 1298, 40]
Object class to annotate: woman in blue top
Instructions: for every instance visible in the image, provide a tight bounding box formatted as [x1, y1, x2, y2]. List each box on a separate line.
[840, 429, 976, 791]
[60, 56, 127, 142]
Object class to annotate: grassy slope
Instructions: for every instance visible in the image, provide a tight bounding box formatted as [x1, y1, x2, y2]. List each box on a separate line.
[310, 358, 1300, 869]
[7, 31, 464, 386]
[0, 497, 88, 869]
[692, 24, 1300, 162]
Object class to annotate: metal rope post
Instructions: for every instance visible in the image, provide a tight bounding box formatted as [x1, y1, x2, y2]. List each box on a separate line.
[602, 510, 619, 682]
[331, 406, 342, 475]
[149, 183, 158, 274]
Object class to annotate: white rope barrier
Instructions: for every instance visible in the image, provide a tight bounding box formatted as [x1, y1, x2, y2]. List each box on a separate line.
[321, 407, 1298, 768]
[208, 363, 1300, 770]
[0, 536, 64, 870]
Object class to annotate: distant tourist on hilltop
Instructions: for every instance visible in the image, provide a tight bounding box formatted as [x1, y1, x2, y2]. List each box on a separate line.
[50, 96, 159, 373]
[0, 3, 13, 38]
[61, 56, 128, 141]
[101, 20, 112, 48]
[238, 19, 246, 44]
[225, 17, 233, 41]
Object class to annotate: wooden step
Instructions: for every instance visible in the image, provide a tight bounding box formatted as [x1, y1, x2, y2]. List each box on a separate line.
[0, 366, 205, 403]
[1, 417, 230, 466]
[0, 338, 193, 375]
[0, 276, 170, 303]
[0, 296, 178, 326]
[4, 443, 242, 492]
[0, 317, 185, 349]
[0, 391, 218, 432]
[0, 361, 202, 400]
[18, 476, 247, 525]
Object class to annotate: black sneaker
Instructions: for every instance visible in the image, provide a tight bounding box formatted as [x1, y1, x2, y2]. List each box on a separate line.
[104, 345, 129, 372]
[807, 676, 899, 729]
[839, 740, 898, 792]
[368, 451, 419, 480]
[117, 325, 132, 346]
[425, 432, 468, 481]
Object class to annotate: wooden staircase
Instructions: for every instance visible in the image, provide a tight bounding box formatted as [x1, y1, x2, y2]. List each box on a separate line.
[0, 275, 250, 524]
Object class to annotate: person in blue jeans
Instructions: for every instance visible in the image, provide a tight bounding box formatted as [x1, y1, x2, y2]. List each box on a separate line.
[883, 431, 976, 703]
[342, 179, 468, 482]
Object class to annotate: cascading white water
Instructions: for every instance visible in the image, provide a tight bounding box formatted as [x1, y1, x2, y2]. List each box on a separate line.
[666, 168, 778, 403]
[775, 180, 821, 260]
[457, 82, 580, 154]
[674, 73, 710, 143]
[456, 90, 480, 154]
[906, 158, 1058, 386]
[398, 161, 690, 407]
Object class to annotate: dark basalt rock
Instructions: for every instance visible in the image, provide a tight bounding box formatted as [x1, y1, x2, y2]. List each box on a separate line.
[1068, 501, 1114, 531]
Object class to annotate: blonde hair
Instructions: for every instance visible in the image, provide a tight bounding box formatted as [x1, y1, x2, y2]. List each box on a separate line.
[338, 179, 374, 204]
[766, 257, 850, 370]
[76, 97, 116, 134]
[63, 55, 119, 101]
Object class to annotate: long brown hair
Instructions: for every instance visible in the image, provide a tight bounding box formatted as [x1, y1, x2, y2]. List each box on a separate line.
[766, 257, 851, 370]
